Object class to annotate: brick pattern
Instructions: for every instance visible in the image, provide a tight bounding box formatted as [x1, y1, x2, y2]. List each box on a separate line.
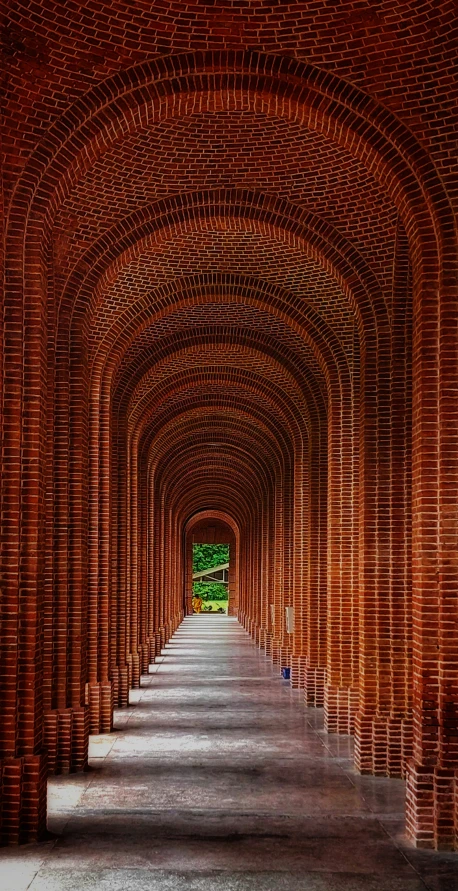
[1, 12, 457, 852]
[43, 708, 89, 775]
[0, 755, 47, 845]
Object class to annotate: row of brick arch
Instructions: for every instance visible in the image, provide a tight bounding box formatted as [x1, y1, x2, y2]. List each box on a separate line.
[1, 51, 457, 851]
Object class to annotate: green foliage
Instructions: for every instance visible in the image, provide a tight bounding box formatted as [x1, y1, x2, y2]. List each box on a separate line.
[193, 581, 227, 602]
[192, 544, 229, 605]
[192, 543, 229, 572]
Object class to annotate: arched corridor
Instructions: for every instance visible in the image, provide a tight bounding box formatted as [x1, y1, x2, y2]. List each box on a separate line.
[3, 616, 458, 890]
[1, 0, 458, 874]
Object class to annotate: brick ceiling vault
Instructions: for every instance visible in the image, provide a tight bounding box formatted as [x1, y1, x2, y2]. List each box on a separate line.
[1, 3, 457, 851]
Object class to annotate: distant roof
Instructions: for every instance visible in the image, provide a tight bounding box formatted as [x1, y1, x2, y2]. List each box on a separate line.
[192, 562, 229, 580]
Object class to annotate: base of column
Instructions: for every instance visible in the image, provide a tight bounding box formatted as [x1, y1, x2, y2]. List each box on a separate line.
[290, 655, 307, 689]
[113, 664, 130, 707]
[406, 761, 458, 850]
[87, 681, 113, 734]
[324, 684, 359, 734]
[43, 706, 89, 774]
[147, 637, 157, 664]
[125, 654, 133, 688]
[0, 753, 48, 845]
[131, 651, 141, 688]
[265, 633, 273, 657]
[304, 665, 326, 706]
[354, 713, 413, 777]
[139, 642, 150, 675]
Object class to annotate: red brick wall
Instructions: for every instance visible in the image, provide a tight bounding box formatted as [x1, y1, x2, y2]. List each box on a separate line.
[1, 4, 457, 849]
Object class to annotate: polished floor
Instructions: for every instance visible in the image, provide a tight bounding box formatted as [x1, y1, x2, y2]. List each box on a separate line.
[2, 616, 457, 890]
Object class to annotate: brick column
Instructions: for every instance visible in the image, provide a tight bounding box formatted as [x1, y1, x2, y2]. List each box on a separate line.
[0, 245, 48, 842]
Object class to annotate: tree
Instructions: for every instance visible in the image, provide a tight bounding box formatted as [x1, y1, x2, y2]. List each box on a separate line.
[192, 581, 228, 602]
[192, 543, 229, 572]
[192, 544, 230, 603]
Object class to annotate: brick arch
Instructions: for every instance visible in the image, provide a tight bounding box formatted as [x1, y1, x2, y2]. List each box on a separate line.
[85, 292, 350, 744]
[53, 113, 397, 301]
[101, 276, 348, 404]
[117, 366, 312, 653]
[185, 510, 239, 541]
[184, 511, 239, 616]
[131, 375, 304, 582]
[120, 354, 313, 486]
[144, 411, 292, 493]
[19, 62, 424, 788]
[135, 394, 300, 534]
[6, 54, 452, 466]
[165, 460, 272, 535]
[162, 451, 296, 647]
[130, 373, 325, 699]
[147, 420, 290, 519]
[6, 1, 454, 147]
[63, 191, 385, 339]
[125, 348, 324, 463]
[156, 444, 277, 510]
[133, 367, 310, 462]
[103, 297, 343, 686]
[142, 404, 293, 504]
[162, 458, 271, 565]
[175, 481, 256, 536]
[134, 449, 262, 683]
[113, 406, 272, 693]
[5, 50, 450, 553]
[103, 290, 340, 498]
[64, 209, 358, 680]
[112, 311, 330, 412]
[123, 339, 321, 432]
[8, 50, 452, 257]
[59, 202, 379, 682]
[142, 427, 282, 657]
[138, 389, 299, 462]
[2, 46, 456, 851]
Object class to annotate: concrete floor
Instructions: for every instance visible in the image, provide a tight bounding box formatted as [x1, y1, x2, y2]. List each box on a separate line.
[1, 616, 458, 891]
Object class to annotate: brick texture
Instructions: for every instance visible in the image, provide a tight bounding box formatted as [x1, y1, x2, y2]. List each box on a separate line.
[1, 4, 457, 851]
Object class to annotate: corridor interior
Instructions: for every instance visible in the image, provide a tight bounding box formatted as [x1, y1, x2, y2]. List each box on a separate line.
[3, 0, 458, 860]
[1, 617, 456, 891]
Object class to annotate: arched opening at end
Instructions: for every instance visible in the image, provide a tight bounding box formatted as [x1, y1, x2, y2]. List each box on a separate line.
[184, 514, 239, 618]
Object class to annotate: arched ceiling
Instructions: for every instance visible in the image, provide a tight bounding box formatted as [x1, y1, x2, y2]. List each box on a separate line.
[5, 2, 452, 533]
[4, 2, 456, 199]
[52, 113, 397, 293]
[1, 6, 457, 852]
[88, 232, 357, 356]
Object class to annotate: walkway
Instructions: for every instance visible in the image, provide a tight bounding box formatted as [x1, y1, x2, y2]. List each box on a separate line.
[2, 617, 457, 890]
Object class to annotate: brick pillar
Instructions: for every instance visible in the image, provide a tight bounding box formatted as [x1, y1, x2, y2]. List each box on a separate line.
[325, 369, 359, 734]
[355, 326, 393, 766]
[0, 239, 48, 842]
[354, 225, 413, 779]
[406, 226, 458, 849]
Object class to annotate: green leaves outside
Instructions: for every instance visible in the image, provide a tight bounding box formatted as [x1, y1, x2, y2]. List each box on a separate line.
[192, 543, 229, 604]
